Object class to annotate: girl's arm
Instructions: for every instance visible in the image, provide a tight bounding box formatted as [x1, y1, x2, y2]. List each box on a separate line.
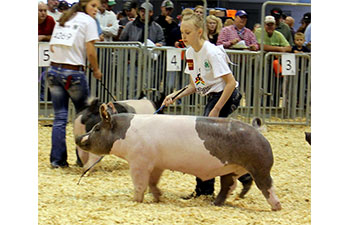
[162, 78, 196, 106]
[208, 73, 236, 117]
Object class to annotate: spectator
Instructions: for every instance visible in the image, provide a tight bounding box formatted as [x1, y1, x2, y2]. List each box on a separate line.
[206, 15, 222, 45]
[48, 0, 102, 168]
[119, 2, 165, 46]
[217, 10, 258, 51]
[209, 9, 216, 16]
[297, 12, 311, 33]
[223, 18, 234, 27]
[285, 16, 296, 41]
[252, 23, 261, 33]
[47, 0, 62, 22]
[96, 0, 119, 41]
[38, 1, 55, 42]
[292, 32, 310, 53]
[254, 16, 291, 52]
[194, 5, 204, 16]
[155, 0, 178, 46]
[304, 23, 311, 50]
[162, 13, 241, 199]
[57, 1, 70, 13]
[116, 0, 138, 41]
[270, 8, 293, 46]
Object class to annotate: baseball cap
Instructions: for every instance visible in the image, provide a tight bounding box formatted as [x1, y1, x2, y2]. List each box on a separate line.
[140, 2, 153, 11]
[235, 10, 248, 17]
[264, 15, 276, 24]
[270, 7, 282, 18]
[302, 12, 311, 23]
[108, 0, 116, 6]
[161, 0, 174, 9]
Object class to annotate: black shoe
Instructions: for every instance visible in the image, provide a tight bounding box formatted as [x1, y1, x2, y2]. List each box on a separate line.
[51, 161, 69, 168]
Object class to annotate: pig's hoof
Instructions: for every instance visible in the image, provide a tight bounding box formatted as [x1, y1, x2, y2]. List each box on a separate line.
[272, 202, 282, 211]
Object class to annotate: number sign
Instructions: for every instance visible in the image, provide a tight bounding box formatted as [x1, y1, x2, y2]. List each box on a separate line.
[166, 48, 182, 71]
[38, 42, 51, 67]
[50, 23, 79, 47]
[281, 54, 296, 75]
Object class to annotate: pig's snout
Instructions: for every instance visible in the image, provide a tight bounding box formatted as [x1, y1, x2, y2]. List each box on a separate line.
[75, 134, 90, 150]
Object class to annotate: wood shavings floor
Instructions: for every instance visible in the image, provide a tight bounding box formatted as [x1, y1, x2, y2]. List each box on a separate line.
[38, 121, 311, 225]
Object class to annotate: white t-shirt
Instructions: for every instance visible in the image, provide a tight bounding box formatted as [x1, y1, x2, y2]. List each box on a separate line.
[47, 10, 62, 22]
[50, 12, 99, 66]
[185, 41, 233, 96]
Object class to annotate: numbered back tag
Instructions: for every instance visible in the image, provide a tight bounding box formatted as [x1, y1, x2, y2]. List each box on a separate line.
[50, 22, 80, 47]
[38, 42, 51, 67]
[281, 54, 296, 75]
[166, 48, 182, 71]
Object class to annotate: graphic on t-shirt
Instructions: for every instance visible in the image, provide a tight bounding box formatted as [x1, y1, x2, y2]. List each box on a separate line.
[204, 60, 211, 71]
[195, 70, 205, 86]
[187, 59, 194, 70]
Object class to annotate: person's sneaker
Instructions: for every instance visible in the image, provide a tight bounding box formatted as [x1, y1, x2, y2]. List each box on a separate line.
[51, 161, 69, 168]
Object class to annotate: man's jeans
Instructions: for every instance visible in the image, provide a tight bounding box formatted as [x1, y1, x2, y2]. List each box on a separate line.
[47, 66, 89, 165]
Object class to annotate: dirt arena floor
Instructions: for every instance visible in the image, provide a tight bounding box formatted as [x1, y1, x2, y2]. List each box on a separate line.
[38, 119, 311, 225]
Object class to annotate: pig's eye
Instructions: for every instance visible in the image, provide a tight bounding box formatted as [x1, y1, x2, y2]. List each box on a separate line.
[94, 126, 100, 132]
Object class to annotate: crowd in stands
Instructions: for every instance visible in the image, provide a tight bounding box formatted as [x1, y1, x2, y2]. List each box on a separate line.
[39, 0, 311, 53]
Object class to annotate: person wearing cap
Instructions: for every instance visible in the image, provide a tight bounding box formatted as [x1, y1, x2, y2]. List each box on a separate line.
[106, 0, 116, 11]
[297, 12, 311, 33]
[270, 7, 293, 46]
[47, 0, 62, 22]
[155, 0, 178, 46]
[119, 0, 138, 26]
[217, 10, 259, 51]
[57, 1, 70, 13]
[119, 2, 165, 46]
[254, 15, 291, 52]
[96, 0, 119, 41]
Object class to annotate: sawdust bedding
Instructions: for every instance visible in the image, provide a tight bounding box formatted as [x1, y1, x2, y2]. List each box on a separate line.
[38, 120, 311, 225]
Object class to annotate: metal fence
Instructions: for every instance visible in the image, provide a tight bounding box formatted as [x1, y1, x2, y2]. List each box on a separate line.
[38, 42, 311, 125]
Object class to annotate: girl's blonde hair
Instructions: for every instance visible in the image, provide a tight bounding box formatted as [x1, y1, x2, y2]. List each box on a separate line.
[206, 15, 222, 35]
[181, 8, 194, 17]
[182, 13, 208, 40]
[58, 0, 100, 26]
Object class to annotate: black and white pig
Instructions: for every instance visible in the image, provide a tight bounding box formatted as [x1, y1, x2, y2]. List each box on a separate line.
[73, 98, 157, 171]
[75, 104, 282, 211]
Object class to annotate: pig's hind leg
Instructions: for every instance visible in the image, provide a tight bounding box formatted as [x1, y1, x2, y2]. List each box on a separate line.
[148, 168, 164, 202]
[251, 169, 282, 211]
[214, 173, 237, 206]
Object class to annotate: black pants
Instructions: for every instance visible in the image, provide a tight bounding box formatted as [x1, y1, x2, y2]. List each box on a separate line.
[195, 88, 241, 196]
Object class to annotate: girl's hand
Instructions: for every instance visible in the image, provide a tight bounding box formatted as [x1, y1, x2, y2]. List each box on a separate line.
[93, 68, 102, 80]
[162, 95, 175, 107]
[208, 107, 220, 117]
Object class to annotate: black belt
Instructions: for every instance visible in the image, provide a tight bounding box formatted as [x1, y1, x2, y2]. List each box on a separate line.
[51, 62, 85, 71]
[207, 88, 239, 97]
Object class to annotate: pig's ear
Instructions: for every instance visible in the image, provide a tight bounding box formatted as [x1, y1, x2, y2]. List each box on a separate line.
[99, 103, 112, 123]
[107, 101, 118, 114]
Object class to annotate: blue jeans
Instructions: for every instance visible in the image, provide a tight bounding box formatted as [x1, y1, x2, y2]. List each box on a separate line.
[47, 66, 89, 165]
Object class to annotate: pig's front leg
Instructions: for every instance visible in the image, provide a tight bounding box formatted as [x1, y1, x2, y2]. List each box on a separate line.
[148, 168, 164, 202]
[130, 164, 151, 202]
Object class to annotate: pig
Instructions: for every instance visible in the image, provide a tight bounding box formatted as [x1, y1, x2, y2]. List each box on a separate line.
[75, 104, 282, 211]
[73, 98, 157, 171]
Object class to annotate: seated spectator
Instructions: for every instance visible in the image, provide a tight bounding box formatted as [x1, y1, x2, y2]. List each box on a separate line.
[57, 1, 70, 13]
[206, 15, 222, 45]
[217, 10, 258, 51]
[297, 12, 311, 33]
[270, 8, 293, 46]
[254, 16, 291, 52]
[252, 23, 261, 33]
[292, 32, 310, 53]
[96, 0, 119, 42]
[46, 0, 62, 22]
[119, 2, 165, 46]
[194, 5, 204, 16]
[38, 1, 55, 42]
[285, 16, 296, 40]
[155, 0, 178, 46]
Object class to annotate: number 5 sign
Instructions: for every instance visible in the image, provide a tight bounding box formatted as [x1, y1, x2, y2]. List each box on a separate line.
[166, 48, 182, 71]
[281, 54, 296, 75]
[38, 42, 51, 67]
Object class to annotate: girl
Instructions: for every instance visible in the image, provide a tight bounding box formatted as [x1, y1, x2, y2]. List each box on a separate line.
[162, 13, 242, 197]
[206, 15, 222, 45]
[48, 0, 102, 168]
